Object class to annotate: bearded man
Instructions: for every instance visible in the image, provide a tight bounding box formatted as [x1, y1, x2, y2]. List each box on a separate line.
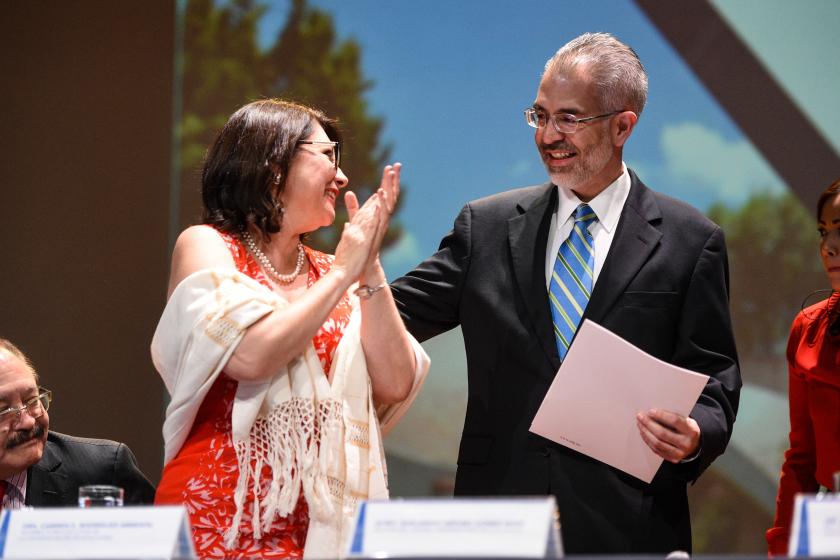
[391, 32, 741, 554]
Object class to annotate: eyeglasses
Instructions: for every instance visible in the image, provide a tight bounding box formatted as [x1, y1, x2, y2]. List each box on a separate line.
[0, 388, 51, 431]
[296, 140, 341, 170]
[524, 108, 621, 134]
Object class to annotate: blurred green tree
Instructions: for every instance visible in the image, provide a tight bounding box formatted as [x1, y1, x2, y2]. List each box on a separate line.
[178, 0, 265, 226]
[177, 0, 401, 251]
[709, 192, 826, 387]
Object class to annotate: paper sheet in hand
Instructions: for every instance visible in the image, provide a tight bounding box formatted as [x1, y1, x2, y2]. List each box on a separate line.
[529, 319, 709, 483]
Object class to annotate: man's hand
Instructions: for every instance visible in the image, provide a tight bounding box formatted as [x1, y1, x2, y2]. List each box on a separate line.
[635, 409, 700, 464]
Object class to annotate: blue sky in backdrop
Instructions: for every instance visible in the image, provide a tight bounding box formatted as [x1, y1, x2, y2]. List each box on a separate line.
[257, 0, 786, 279]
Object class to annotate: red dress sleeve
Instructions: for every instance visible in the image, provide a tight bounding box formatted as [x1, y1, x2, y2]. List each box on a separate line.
[766, 313, 820, 556]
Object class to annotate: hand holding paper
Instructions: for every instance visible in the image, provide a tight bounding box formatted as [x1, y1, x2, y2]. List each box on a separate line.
[635, 408, 701, 463]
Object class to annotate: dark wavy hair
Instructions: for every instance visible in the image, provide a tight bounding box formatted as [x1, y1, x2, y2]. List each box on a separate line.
[817, 176, 840, 219]
[201, 99, 341, 240]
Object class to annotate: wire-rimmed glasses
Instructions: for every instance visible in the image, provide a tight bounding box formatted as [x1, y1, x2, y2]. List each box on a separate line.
[524, 108, 621, 134]
[296, 140, 341, 170]
[0, 388, 51, 431]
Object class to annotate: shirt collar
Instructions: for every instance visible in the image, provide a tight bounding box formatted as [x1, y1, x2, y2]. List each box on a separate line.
[555, 162, 630, 233]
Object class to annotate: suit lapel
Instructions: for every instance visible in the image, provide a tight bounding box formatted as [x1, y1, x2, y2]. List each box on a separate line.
[508, 183, 562, 373]
[584, 171, 663, 324]
[26, 437, 71, 506]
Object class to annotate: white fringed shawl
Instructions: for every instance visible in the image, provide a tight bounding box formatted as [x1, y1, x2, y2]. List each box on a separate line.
[151, 268, 429, 558]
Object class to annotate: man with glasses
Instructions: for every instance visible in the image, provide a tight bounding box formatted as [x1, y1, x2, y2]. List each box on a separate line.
[391, 32, 740, 554]
[0, 339, 154, 508]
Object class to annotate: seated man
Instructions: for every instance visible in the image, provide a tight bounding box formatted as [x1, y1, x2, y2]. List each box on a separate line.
[0, 338, 155, 507]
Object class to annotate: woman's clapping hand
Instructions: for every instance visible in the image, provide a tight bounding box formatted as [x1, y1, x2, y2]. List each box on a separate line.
[334, 163, 401, 283]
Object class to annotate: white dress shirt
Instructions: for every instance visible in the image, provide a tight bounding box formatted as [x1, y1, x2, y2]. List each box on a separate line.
[545, 163, 632, 289]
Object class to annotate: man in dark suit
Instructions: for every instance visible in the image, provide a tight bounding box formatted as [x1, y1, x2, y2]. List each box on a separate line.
[391, 32, 741, 554]
[0, 338, 155, 508]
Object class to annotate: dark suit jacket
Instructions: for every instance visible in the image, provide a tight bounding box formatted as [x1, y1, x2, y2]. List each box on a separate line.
[25, 431, 155, 507]
[391, 170, 741, 554]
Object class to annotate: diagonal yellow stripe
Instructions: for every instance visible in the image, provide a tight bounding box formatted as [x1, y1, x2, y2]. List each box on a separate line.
[553, 323, 570, 349]
[549, 289, 577, 330]
[554, 260, 589, 298]
[556, 256, 591, 298]
[573, 223, 593, 253]
[575, 212, 596, 222]
[565, 240, 594, 278]
[554, 276, 583, 316]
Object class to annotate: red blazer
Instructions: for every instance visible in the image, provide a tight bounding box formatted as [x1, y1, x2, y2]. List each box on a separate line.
[767, 292, 840, 555]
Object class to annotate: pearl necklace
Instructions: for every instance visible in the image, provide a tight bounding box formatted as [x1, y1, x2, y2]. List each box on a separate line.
[241, 230, 305, 285]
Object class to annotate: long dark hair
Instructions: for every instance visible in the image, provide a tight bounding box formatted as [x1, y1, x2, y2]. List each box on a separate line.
[201, 99, 341, 240]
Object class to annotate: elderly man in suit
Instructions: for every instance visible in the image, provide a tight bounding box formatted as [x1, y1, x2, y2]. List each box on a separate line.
[0, 338, 155, 507]
[391, 32, 741, 554]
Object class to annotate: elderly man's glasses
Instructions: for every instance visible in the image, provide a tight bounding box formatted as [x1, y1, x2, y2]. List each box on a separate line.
[524, 108, 621, 134]
[296, 140, 341, 170]
[0, 389, 51, 431]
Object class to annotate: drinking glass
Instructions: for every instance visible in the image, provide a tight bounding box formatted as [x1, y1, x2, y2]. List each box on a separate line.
[78, 485, 124, 507]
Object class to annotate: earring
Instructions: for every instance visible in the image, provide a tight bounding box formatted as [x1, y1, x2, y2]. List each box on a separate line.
[273, 173, 282, 185]
[274, 200, 285, 230]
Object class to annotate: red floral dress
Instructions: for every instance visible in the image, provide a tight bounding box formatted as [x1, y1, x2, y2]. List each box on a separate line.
[155, 230, 353, 559]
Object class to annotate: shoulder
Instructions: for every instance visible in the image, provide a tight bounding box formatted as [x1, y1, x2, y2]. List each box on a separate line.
[628, 171, 721, 245]
[174, 224, 233, 256]
[787, 295, 836, 363]
[43, 431, 127, 471]
[42, 432, 154, 504]
[653, 190, 717, 230]
[468, 183, 553, 214]
[448, 184, 554, 234]
[426, 184, 551, 245]
[46, 431, 123, 454]
[169, 225, 238, 295]
[801, 297, 832, 320]
[793, 296, 833, 334]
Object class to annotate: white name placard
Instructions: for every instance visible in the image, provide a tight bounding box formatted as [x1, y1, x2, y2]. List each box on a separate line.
[789, 493, 840, 557]
[347, 497, 562, 558]
[0, 506, 195, 559]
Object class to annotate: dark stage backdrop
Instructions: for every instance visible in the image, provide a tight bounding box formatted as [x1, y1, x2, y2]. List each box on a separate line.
[0, 2, 175, 481]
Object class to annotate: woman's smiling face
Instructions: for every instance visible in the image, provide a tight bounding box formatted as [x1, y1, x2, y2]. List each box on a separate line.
[280, 122, 348, 234]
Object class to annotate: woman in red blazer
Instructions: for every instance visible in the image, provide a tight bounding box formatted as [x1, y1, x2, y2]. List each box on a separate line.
[767, 177, 840, 555]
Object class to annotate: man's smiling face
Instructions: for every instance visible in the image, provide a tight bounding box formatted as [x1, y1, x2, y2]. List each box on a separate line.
[533, 69, 621, 201]
[0, 350, 48, 480]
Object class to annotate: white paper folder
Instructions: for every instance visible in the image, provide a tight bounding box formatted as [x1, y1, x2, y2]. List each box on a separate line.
[529, 319, 709, 482]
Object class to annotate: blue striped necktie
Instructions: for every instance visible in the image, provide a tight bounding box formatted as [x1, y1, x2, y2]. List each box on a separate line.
[549, 203, 598, 360]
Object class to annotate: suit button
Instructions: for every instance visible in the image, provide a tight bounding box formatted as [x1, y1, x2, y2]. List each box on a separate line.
[540, 447, 551, 457]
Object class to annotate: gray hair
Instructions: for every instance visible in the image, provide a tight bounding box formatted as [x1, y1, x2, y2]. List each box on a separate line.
[0, 338, 38, 380]
[544, 32, 648, 116]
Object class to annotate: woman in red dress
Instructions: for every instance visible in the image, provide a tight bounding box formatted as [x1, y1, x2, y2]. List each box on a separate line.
[766, 178, 840, 555]
[151, 99, 426, 559]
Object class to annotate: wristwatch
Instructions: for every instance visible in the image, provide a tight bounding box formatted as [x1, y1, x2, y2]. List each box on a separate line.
[354, 283, 387, 300]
